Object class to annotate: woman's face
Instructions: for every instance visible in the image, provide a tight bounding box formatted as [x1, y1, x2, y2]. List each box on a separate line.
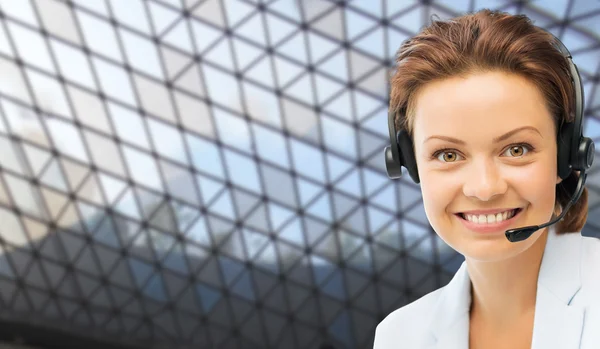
[412, 71, 561, 262]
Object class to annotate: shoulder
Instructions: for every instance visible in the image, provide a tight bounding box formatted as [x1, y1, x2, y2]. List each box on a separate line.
[581, 233, 600, 262]
[577, 234, 600, 346]
[580, 234, 600, 301]
[373, 287, 443, 348]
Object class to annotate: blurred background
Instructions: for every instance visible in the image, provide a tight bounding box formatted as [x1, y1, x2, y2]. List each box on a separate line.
[0, 0, 597, 348]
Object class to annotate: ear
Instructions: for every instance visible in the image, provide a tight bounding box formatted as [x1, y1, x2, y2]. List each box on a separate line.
[556, 175, 563, 185]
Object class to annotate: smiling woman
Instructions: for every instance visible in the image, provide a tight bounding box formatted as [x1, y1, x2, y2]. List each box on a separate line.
[375, 8, 600, 349]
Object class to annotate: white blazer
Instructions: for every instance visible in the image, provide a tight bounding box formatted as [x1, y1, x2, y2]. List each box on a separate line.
[373, 226, 600, 348]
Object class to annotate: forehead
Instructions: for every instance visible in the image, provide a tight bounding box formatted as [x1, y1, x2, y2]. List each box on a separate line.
[411, 71, 555, 142]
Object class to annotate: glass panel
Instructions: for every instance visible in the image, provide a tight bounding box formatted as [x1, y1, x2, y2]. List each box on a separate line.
[108, 102, 151, 148]
[108, 0, 152, 35]
[163, 20, 194, 53]
[0, 57, 33, 104]
[51, 41, 96, 90]
[46, 118, 90, 163]
[4, 174, 45, 219]
[92, 58, 137, 107]
[223, 149, 262, 193]
[8, 23, 55, 73]
[132, 74, 176, 122]
[204, 38, 235, 71]
[122, 145, 163, 192]
[70, 13, 118, 62]
[121, 30, 164, 79]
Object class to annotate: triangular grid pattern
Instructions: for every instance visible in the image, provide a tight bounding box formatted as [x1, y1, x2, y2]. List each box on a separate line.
[0, 0, 597, 348]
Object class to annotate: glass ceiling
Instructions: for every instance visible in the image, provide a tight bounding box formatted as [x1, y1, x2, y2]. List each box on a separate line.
[0, 0, 598, 348]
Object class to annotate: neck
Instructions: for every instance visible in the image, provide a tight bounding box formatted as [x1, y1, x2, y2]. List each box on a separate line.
[466, 229, 549, 328]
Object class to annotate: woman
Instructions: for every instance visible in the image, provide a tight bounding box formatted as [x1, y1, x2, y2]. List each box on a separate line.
[374, 9, 600, 349]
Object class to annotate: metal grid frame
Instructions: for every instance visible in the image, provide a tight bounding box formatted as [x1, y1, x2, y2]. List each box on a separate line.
[0, 0, 597, 348]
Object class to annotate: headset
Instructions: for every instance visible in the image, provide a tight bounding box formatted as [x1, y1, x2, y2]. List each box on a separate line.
[384, 31, 595, 243]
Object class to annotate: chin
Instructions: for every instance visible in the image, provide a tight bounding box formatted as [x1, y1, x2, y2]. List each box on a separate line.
[460, 236, 541, 263]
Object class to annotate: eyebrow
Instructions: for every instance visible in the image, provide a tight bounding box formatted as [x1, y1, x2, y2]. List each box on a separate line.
[424, 126, 543, 145]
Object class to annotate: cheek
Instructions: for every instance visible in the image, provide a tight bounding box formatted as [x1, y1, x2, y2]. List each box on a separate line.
[510, 158, 557, 194]
[419, 173, 459, 223]
[512, 164, 557, 213]
[419, 176, 461, 250]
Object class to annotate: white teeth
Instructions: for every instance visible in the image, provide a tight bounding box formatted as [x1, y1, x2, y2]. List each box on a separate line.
[464, 209, 517, 224]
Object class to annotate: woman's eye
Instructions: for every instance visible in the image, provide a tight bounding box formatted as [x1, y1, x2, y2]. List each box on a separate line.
[504, 145, 529, 157]
[437, 151, 462, 162]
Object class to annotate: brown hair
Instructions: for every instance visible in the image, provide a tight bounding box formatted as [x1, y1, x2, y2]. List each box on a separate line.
[390, 9, 587, 234]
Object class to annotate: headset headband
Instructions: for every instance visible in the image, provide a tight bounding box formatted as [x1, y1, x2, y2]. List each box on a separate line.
[384, 28, 594, 184]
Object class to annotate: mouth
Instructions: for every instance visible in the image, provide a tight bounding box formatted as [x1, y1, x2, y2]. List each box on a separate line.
[456, 208, 523, 224]
[455, 207, 524, 234]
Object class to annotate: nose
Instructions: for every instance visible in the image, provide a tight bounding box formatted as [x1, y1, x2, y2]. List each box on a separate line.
[462, 158, 508, 201]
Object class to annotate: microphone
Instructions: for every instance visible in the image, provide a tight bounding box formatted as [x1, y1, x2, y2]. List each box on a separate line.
[505, 172, 588, 242]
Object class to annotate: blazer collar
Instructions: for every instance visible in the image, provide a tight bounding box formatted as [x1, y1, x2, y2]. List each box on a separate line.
[536, 224, 582, 303]
[427, 257, 471, 347]
[532, 225, 585, 349]
[427, 226, 585, 348]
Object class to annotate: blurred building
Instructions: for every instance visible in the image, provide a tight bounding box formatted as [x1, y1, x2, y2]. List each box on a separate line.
[0, 1, 597, 348]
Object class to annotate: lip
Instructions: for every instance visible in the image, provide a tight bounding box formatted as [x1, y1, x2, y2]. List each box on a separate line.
[456, 208, 523, 234]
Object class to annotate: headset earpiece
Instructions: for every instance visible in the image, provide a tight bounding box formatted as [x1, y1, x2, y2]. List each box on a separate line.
[396, 129, 420, 183]
[576, 137, 595, 172]
[384, 109, 421, 183]
[384, 110, 403, 179]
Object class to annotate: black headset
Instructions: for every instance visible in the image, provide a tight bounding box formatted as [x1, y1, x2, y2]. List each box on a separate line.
[383, 31, 595, 242]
